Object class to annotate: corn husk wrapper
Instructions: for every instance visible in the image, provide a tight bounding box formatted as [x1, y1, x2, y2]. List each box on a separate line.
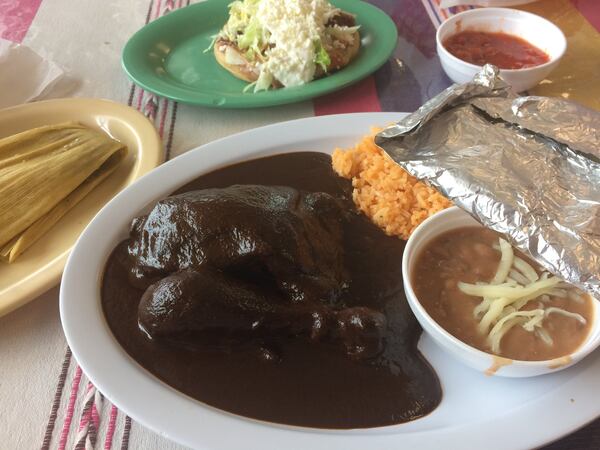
[0, 122, 127, 262]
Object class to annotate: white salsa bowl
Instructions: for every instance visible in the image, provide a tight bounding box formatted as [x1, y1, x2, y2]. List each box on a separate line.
[436, 8, 567, 92]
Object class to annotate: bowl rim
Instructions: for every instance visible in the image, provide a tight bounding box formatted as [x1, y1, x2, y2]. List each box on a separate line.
[435, 7, 567, 74]
[402, 206, 598, 369]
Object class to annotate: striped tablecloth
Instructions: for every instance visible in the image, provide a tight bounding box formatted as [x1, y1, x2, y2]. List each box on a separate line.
[1, 0, 599, 449]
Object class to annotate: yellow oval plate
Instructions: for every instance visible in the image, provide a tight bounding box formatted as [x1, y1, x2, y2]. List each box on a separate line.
[0, 98, 163, 317]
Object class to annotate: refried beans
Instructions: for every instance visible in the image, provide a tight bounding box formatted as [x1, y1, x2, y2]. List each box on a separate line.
[412, 227, 593, 361]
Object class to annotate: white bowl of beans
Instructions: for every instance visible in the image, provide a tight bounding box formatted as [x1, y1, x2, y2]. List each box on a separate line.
[402, 206, 600, 377]
[436, 8, 567, 92]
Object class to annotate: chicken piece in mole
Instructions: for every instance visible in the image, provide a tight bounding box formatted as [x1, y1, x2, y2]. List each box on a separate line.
[128, 184, 386, 360]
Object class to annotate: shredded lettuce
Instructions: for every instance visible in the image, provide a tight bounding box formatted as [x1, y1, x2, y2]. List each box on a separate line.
[204, 33, 219, 53]
[221, 0, 264, 42]
[314, 40, 330, 72]
[218, 0, 269, 63]
[253, 68, 273, 92]
[237, 17, 264, 58]
[217, 0, 344, 92]
[242, 81, 257, 93]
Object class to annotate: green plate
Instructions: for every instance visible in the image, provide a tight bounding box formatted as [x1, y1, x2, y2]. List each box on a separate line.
[121, 0, 398, 108]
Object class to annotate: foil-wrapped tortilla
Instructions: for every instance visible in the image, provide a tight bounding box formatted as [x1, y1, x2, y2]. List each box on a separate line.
[376, 65, 600, 297]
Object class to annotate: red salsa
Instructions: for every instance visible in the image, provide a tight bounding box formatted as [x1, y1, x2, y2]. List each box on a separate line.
[443, 31, 550, 69]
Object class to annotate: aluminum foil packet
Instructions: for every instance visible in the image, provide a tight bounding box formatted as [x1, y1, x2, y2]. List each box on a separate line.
[376, 65, 600, 297]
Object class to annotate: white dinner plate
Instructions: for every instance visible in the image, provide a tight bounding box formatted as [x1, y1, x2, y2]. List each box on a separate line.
[61, 112, 600, 450]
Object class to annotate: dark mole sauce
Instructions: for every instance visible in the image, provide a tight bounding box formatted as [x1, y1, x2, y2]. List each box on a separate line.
[101, 152, 441, 429]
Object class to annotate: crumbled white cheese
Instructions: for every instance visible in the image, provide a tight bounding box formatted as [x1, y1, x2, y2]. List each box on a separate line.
[255, 0, 336, 87]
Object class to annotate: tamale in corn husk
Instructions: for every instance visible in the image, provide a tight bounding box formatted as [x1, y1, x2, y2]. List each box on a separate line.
[0, 122, 127, 262]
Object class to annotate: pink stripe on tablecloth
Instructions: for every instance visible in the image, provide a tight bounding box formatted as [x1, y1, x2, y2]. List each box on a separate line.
[154, 0, 163, 20]
[571, 0, 600, 33]
[313, 76, 381, 115]
[143, 94, 159, 119]
[163, 0, 176, 14]
[104, 404, 119, 450]
[92, 398, 100, 430]
[0, 0, 43, 43]
[135, 88, 145, 112]
[158, 97, 169, 137]
[74, 383, 95, 450]
[77, 383, 93, 432]
[57, 365, 83, 450]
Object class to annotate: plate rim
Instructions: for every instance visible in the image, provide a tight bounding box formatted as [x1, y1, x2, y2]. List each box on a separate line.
[61, 112, 600, 450]
[121, 0, 398, 108]
[0, 97, 163, 317]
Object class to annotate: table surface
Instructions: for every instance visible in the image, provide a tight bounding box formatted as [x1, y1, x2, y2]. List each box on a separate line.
[1, 0, 599, 449]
